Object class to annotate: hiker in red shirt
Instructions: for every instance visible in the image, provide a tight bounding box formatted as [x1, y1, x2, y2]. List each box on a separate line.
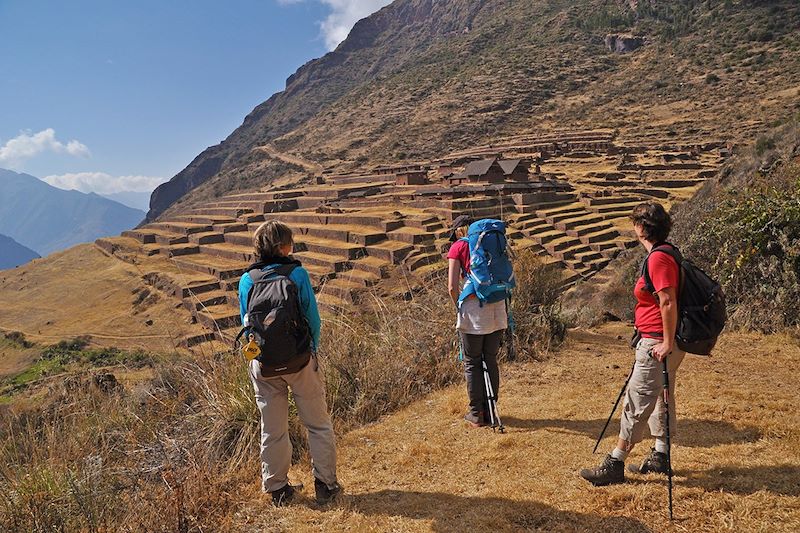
[581, 202, 686, 485]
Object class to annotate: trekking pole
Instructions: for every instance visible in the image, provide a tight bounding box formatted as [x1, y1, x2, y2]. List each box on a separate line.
[592, 359, 636, 454]
[662, 357, 674, 521]
[483, 358, 505, 433]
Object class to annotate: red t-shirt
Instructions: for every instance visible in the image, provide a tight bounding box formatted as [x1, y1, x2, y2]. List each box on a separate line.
[446, 239, 470, 276]
[634, 249, 680, 336]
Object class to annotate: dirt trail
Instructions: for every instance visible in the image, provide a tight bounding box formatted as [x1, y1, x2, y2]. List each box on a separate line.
[235, 323, 800, 532]
[255, 143, 323, 173]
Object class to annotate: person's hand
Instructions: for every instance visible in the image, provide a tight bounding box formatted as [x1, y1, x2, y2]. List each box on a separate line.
[652, 342, 673, 362]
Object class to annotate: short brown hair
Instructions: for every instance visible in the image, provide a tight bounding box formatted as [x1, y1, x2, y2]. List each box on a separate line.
[630, 202, 672, 243]
[253, 220, 293, 259]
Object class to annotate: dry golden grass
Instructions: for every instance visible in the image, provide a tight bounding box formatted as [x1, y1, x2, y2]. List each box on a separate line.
[0, 244, 208, 354]
[235, 323, 800, 532]
[1, 252, 797, 532]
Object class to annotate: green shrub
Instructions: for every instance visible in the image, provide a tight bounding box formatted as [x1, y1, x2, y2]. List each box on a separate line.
[755, 135, 776, 156]
[3, 331, 32, 349]
[1, 339, 155, 398]
[683, 162, 800, 331]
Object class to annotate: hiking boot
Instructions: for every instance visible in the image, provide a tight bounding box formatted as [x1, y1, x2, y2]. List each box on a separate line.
[580, 454, 625, 486]
[628, 448, 669, 475]
[314, 478, 342, 505]
[270, 483, 298, 507]
[464, 412, 485, 428]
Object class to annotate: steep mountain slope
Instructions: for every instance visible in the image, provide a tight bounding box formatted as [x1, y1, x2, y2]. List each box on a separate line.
[0, 169, 145, 256]
[0, 233, 39, 270]
[148, 0, 800, 220]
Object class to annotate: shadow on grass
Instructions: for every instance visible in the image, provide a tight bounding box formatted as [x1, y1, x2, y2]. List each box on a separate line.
[346, 490, 652, 532]
[623, 464, 800, 497]
[680, 464, 800, 496]
[502, 417, 761, 448]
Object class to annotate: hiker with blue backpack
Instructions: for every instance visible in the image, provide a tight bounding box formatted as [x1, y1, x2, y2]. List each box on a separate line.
[447, 215, 515, 430]
[580, 201, 725, 519]
[237, 220, 341, 507]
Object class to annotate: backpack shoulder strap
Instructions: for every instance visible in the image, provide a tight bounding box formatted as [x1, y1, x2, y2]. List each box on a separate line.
[250, 263, 298, 283]
[248, 268, 266, 284]
[642, 243, 682, 294]
[274, 263, 299, 279]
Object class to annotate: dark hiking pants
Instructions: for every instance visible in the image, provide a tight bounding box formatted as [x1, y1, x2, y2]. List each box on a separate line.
[460, 329, 503, 419]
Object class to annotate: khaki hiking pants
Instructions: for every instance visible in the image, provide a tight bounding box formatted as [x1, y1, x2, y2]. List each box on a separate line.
[249, 357, 338, 493]
[619, 337, 686, 445]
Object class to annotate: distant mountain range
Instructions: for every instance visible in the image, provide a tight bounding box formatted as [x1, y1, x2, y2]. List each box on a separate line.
[0, 168, 145, 257]
[0, 233, 39, 270]
[100, 190, 152, 212]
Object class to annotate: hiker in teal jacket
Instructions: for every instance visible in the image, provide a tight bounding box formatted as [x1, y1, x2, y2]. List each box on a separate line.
[238, 220, 339, 507]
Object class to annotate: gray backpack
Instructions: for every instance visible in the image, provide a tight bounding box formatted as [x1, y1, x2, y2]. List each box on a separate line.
[642, 244, 727, 356]
[238, 263, 312, 376]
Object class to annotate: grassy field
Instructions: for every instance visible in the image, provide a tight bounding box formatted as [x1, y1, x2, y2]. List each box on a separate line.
[0, 243, 214, 354]
[234, 323, 800, 532]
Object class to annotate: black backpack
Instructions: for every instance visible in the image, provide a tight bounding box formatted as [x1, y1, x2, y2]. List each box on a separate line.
[238, 262, 312, 377]
[642, 244, 727, 356]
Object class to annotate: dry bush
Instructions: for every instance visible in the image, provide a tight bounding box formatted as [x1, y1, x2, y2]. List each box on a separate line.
[0, 358, 255, 532]
[508, 250, 568, 358]
[320, 286, 459, 429]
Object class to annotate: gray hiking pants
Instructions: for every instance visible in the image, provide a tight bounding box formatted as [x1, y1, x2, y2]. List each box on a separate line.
[619, 337, 686, 445]
[249, 357, 338, 493]
[460, 330, 503, 419]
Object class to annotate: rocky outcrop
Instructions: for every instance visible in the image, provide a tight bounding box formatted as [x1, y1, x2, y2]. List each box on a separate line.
[604, 34, 644, 54]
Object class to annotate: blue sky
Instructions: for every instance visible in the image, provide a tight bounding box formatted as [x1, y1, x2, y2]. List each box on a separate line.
[0, 0, 390, 200]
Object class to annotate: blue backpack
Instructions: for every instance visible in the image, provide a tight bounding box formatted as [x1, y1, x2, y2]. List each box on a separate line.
[457, 219, 516, 307]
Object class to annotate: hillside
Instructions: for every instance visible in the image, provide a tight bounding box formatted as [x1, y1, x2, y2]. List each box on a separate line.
[0, 243, 214, 353]
[0, 233, 39, 270]
[0, 168, 145, 256]
[148, 0, 800, 220]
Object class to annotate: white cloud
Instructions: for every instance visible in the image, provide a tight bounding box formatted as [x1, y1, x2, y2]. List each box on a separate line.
[41, 172, 166, 195]
[280, 0, 392, 50]
[0, 128, 90, 167]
